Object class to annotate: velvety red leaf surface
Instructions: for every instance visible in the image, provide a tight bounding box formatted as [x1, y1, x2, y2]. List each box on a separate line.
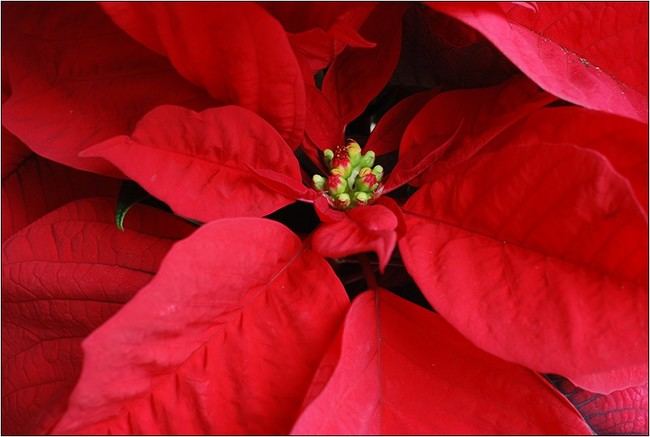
[265, 2, 375, 72]
[550, 376, 649, 435]
[388, 76, 554, 191]
[363, 90, 437, 157]
[82, 105, 303, 223]
[291, 289, 591, 434]
[431, 2, 649, 123]
[2, 2, 214, 176]
[54, 218, 349, 434]
[303, 64, 346, 151]
[102, 2, 306, 147]
[2, 198, 195, 435]
[311, 203, 399, 272]
[323, 4, 406, 125]
[400, 137, 648, 393]
[2, 146, 120, 241]
[504, 106, 649, 213]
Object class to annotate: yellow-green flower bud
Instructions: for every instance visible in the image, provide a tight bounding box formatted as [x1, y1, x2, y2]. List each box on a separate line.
[323, 149, 334, 167]
[360, 150, 375, 168]
[346, 139, 362, 166]
[372, 165, 384, 182]
[312, 174, 326, 191]
[354, 191, 372, 205]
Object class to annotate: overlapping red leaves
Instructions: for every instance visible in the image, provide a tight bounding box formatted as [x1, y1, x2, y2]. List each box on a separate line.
[2, 2, 648, 435]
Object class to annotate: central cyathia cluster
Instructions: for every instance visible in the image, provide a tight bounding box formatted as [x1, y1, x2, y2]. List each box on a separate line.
[312, 139, 384, 210]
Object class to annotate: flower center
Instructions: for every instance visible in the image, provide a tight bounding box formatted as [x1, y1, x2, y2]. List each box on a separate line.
[312, 139, 384, 210]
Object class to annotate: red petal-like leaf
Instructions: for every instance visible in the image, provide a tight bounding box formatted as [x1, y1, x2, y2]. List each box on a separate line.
[54, 218, 349, 434]
[550, 375, 648, 435]
[311, 203, 398, 272]
[2, 149, 120, 241]
[431, 2, 649, 123]
[292, 290, 591, 434]
[102, 3, 306, 146]
[323, 4, 406, 125]
[2, 3, 213, 175]
[400, 139, 648, 393]
[364, 90, 437, 157]
[265, 3, 376, 72]
[2, 198, 195, 435]
[82, 105, 303, 223]
[387, 76, 554, 191]
[506, 106, 648, 213]
[304, 70, 346, 151]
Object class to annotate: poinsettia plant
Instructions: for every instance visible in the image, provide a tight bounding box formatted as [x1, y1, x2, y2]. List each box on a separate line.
[2, 2, 648, 435]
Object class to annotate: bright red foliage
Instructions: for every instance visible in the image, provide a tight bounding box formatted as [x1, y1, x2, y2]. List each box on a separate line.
[292, 290, 592, 434]
[2, 199, 195, 434]
[2, 2, 647, 435]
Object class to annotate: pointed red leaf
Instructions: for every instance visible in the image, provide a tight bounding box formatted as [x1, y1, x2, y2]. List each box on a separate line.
[292, 290, 591, 434]
[431, 2, 649, 123]
[304, 71, 345, 151]
[2, 198, 195, 435]
[311, 203, 398, 272]
[102, 3, 306, 146]
[388, 76, 554, 191]
[2, 150, 120, 241]
[364, 90, 437, 157]
[323, 4, 406, 124]
[82, 105, 303, 223]
[2, 3, 214, 175]
[506, 106, 648, 212]
[551, 376, 648, 435]
[265, 3, 376, 72]
[54, 218, 349, 434]
[400, 138, 648, 393]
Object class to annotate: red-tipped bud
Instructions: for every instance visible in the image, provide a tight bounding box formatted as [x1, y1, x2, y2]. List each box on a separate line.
[327, 174, 347, 195]
[356, 167, 379, 192]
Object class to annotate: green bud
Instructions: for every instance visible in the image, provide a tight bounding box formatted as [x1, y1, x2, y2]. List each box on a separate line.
[354, 191, 372, 205]
[312, 174, 326, 191]
[323, 149, 334, 167]
[360, 150, 375, 168]
[372, 165, 384, 182]
[347, 139, 362, 166]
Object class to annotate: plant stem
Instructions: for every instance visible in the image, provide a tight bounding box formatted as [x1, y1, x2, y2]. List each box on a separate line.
[357, 254, 378, 290]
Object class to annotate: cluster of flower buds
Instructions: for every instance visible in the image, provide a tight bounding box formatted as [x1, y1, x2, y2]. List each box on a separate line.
[312, 139, 384, 210]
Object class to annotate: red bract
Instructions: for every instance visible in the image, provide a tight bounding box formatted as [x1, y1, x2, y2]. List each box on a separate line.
[83, 105, 305, 222]
[101, 2, 306, 147]
[2, 3, 214, 176]
[54, 218, 348, 434]
[2, 198, 196, 434]
[2, 2, 647, 435]
[291, 290, 591, 434]
[430, 2, 649, 123]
